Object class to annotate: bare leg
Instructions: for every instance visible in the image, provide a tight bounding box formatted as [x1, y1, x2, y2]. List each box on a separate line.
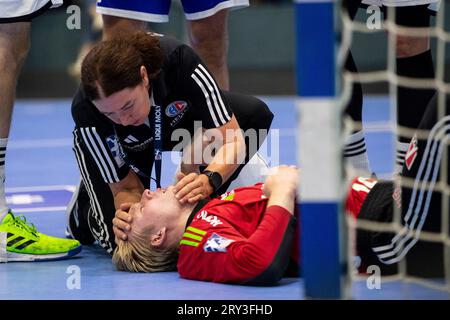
[101, 15, 147, 40]
[396, 34, 429, 58]
[0, 22, 30, 219]
[187, 10, 229, 90]
[0, 22, 30, 138]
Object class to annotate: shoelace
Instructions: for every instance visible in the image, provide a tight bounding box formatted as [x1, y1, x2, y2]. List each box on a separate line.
[10, 212, 38, 236]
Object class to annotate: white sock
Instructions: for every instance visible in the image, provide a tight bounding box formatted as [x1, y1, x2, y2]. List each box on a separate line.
[344, 130, 372, 176]
[395, 141, 409, 175]
[0, 138, 8, 221]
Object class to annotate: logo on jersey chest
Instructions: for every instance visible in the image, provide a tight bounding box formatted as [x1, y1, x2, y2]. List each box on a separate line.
[123, 135, 139, 143]
[196, 210, 222, 227]
[166, 101, 189, 127]
[405, 135, 419, 171]
[166, 101, 187, 117]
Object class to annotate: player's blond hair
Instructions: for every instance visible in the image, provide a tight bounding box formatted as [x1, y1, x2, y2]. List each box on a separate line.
[112, 227, 179, 273]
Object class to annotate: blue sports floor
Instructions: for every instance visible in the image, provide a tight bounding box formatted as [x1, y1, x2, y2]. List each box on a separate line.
[0, 96, 448, 300]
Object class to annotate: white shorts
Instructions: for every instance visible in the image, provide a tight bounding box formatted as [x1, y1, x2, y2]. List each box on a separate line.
[172, 152, 270, 192]
[361, 0, 440, 11]
[0, 0, 62, 21]
[227, 153, 270, 191]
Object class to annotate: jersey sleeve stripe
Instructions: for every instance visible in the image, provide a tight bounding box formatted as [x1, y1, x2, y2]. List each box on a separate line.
[79, 128, 111, 183]
[197, 64, 231, 122]
[79, 127, 119, 183]
[194, 67, 226, 125]
[191, 72, 220, 127]
[187, 226, 207, 235]
[182, 232, 203, 241]
[72, 130, 114, 253]
[91, 127, 120, 182]
[180, 239, 200, 247]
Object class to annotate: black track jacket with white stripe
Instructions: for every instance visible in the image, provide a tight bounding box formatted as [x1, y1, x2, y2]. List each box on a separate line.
[71, 35, 234, 185]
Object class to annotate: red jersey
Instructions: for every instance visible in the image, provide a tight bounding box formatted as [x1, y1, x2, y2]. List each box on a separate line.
[345, 177, 378, 219]
[177, 183, 296, 284]
[177, 178, 375, 284]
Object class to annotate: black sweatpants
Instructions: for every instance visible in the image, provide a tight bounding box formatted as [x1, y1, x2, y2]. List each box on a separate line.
[357, 93, 450, 278]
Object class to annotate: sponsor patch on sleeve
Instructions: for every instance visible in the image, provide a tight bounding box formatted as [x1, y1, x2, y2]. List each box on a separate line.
[220, 190, 235, 201]
[203, 233, 234, 252]
[106, 135, 126, 167]
[405, 135, 419, 171]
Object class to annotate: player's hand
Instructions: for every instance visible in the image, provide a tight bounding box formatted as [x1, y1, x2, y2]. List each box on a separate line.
[263, 165, 299, 198]
[175, 171, 186, 182]
[113, 202, 134, 243]
[173, 172, 214, 204]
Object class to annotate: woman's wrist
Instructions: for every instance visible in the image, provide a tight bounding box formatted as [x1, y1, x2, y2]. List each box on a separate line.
[267, 188, 295, 215]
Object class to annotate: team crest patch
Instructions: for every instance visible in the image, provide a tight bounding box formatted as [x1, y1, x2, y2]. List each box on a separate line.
[405, 135, 419, 171]
[106, 135, 125, 167]
[220, 190, 235, 201]
[166, 101, 188, 117]
[203, 233, 234, 252]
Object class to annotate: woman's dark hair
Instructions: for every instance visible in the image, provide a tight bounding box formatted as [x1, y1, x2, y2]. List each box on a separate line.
[81, 31, 164, 100]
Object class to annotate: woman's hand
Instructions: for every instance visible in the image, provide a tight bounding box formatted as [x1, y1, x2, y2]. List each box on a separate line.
[112, 202, 133, 243]
[173, 172, 214, 204]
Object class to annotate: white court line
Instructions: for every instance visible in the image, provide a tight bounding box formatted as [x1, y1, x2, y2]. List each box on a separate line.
[364, 121, 394, 132]
[7, 138, 72, 149]
[6, 185, 76, 213]
[11, 206, 68, 213]
[6, 185, 76, 193]
[6, 121, 393, 147]
[278, 121, 392, 137]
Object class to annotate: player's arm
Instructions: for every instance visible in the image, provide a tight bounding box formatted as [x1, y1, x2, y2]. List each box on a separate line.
[173, 45, 245, 202]
[181, 166, 299, 285]
[109, 169, 144, 208]
[226, 166, 298, 284]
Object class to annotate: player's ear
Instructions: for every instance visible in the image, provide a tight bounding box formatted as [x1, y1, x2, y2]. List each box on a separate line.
[150, 227, 166, 247]
[140, 65, 149, 88]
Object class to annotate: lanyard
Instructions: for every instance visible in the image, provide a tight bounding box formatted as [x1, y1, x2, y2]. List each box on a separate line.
[153, 104, 163, 189]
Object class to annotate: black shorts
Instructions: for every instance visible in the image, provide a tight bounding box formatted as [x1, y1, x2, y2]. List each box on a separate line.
[343, 0, 432, 27]
[0, 1, 52, 24]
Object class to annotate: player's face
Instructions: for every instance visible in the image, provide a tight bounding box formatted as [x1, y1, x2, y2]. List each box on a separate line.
[129, 186, 181, 234]
[93, 82, 151, 126]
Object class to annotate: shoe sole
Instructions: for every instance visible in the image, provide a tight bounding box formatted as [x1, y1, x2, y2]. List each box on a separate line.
[0, 245, 82, 263]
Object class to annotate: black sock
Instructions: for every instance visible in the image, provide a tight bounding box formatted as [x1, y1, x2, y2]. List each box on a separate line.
[344, 51, 371, 174]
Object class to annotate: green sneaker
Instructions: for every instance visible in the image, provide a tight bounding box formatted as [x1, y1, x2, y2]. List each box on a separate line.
[0, 211, 81, 262]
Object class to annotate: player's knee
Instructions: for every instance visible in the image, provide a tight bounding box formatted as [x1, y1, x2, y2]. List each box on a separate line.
[188, 13, 228, 55]
[190, 33, 227, 70]
[396, 36, 429, 58]
[0, 40, 29, 73]
[258, 100, 274, 130]
[101, 15, 147, 39]
[247, 97, 274, 131]
[396, 38, 414, 57]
